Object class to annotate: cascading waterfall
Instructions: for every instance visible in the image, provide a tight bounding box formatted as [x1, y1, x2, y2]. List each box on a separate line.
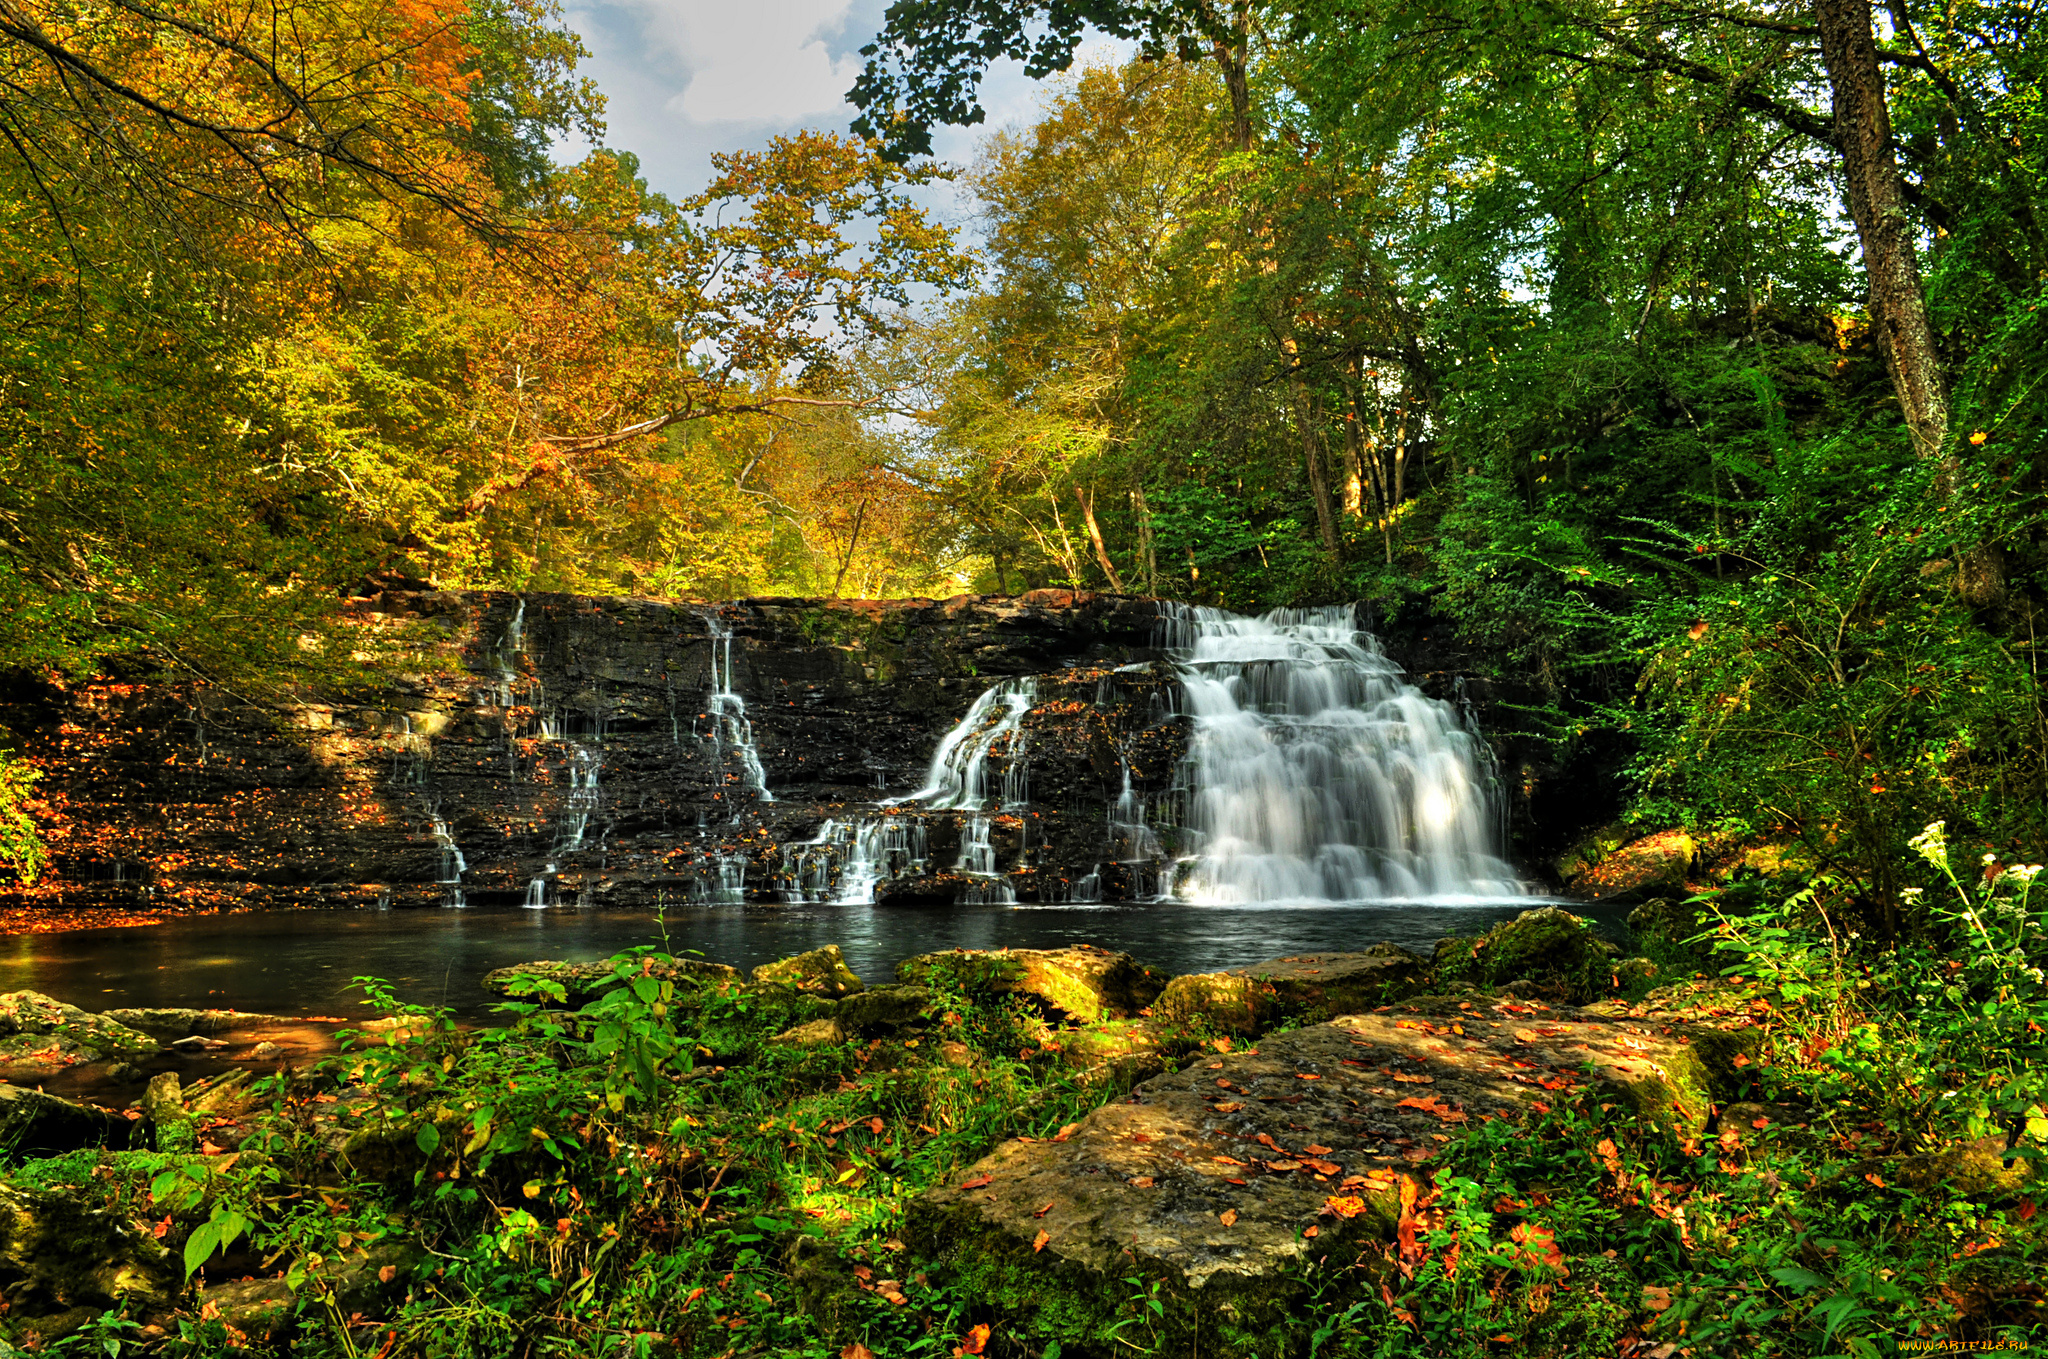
[1163, 603, 1523, 903]
[705, 616, 774, 805]
[523, 877, 548, 909]
[429, 810, 467, 908]
[911, 677, 1035, 809]
[555, 744, 601, 852]
[493, 599, 526, 706]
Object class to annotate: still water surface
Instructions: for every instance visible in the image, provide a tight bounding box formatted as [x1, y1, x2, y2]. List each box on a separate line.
[0, 899, 1622, 1020]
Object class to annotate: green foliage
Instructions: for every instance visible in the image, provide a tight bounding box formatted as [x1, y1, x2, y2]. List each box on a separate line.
[0, 748, 43, 887]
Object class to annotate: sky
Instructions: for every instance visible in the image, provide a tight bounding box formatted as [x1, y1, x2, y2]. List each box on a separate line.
[557, 0, 1077, 223]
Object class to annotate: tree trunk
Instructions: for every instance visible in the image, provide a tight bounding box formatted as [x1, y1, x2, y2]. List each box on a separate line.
[830, 495, 869, 598]
[1075, 485, 1126, 592]
[1129, 486, 1158, 596]
[1206, 0, 1254, 153]
[1293, 384, 1342, 562]
[1813, 0, 1949, 471]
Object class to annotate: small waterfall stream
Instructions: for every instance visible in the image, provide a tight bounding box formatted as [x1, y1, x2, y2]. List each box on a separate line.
[1164, 603, 1522, 903]
[705, 616, 774, 807]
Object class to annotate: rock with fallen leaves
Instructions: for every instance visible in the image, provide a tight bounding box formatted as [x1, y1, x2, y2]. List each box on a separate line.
[896, 946, 1165, 1024]
[910, 996, 1763, 1334]
[0, 990, 160, 1081]
[1150, 945, 1429, 1032]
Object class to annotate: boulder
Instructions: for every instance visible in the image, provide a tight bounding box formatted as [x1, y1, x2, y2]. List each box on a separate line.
[910, 999, 1745, 1345]
[897, 946, 1164, 1023]
[1565, 830, 1695, 901]
[1150, 945, 1427, 1033]
[0, 1086, 137, 1157]
[1627, 897, 1712, 956]
[752, 946, 863, 998]
[1430, 908, 1618, 1002]
[481, 958, 741, 1005]
[770, 1019, 845, 1048]
[0, 991, 159, 1080]
[835, 985, 937, 1035]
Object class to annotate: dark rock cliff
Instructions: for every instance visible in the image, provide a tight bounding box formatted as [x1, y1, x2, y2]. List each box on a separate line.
[1, 590, 1186, 914]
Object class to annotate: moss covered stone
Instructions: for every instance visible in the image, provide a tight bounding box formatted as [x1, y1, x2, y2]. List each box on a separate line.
[752, 945, 864, 998]
[896, 945, 1163, 1023]
[1430, 908, 1619, 1003]
[1151, 945, 1428, 1033]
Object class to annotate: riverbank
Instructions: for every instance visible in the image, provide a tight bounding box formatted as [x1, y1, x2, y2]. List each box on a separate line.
[0, 898, 2040, 1356]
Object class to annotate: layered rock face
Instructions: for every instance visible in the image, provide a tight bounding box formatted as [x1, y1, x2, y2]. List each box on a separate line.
[2, 590, 1184, 913]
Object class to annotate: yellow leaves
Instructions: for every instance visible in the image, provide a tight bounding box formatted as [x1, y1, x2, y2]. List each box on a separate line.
[1322, 1195, 1367, 1219]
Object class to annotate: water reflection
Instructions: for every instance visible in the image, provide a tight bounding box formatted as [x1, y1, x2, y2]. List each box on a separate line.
[1, 900, 1627, 1020]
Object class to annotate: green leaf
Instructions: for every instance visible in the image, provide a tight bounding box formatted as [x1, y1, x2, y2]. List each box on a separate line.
[416, 1122, 442, 1156]
[1769, 1267, 1828, 1294]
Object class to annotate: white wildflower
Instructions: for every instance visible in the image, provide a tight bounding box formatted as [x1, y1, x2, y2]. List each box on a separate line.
[1908, 821, 1949, 870]
[2007, 864, 2043, 885]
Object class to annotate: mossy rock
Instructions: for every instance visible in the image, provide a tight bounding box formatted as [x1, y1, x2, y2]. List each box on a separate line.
[1564, 830, 1695, 902]
[1046, 1018, 1169, 1078]
[0, 1181, 176, 1339]
[0, 991, 159, 1080]
[835, 984, 937, 1035]
[1151, 945, 1428, 1034]
[1626, 897, 1711, 956]
[897, 946, 1163, 1023]
[1430, 908, 1617, 1003]
[752, 946, 864, 998]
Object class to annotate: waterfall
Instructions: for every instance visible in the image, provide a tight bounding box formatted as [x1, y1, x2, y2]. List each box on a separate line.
[1163, 603, 1523, 903]
[1106, 759, 1165, 900]
[955, 814, 1016, 905]
[694, 853, 748, 905]
[523, 877, 548, 909]
[912, 677, 1035, 809]
[705, 616, 774, 805]
[555, 744, 600, 852]
[493, 599, 526, 706]
[429, 811, 467, 908]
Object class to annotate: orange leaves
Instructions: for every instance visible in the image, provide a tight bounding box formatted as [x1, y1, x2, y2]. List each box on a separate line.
[958, 1174, 992, 1190]
[1322, 1195, 1367, 1219]
[1391, 1073, 1434, 1084]
[1218, 1208, 1239, 1227]
[1032, 1229, 1050, 1253]
[1397, 1095, 1467, 1123]
[954, 1324, 991, 1356]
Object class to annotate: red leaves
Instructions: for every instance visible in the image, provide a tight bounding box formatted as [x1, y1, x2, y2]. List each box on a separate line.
[958, 1174, 992, 1190]
[954, 1324, 991, 1356]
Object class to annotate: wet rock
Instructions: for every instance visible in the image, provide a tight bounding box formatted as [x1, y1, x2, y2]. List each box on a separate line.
[103, 1007, 288, 1039]
[1151, 945, 1428, 1033]
[0, 1086, 137, 1157]
[0, 991, 159, 1080]
[142, 1072, 195, 1153]
[752, 945, 863, 998]
[912, 999, 1748, 1330]
[937, 1041, 978, 1069]
[189, 1069, 262, 1119]
[1429, 908, 1618, 1003]
[482, 958, 741, 1005]
[0, 1182, 175, 1338]
[897, 946, 1164, 1024]
[251, 1041, 284, 1059]
[170, 1034, 230, 1051]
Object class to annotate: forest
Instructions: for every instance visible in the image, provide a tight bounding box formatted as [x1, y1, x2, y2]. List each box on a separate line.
[1, 0, 2046, 1354]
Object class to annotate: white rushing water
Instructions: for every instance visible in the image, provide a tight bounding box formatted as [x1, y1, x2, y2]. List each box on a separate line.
[911, 677, 1035, 809]
[705, 616, 774, 805]
[429, 810, 467, 908]
[1164, 603, 1523, 903]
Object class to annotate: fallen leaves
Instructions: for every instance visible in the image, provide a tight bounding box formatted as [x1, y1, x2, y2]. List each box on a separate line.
[1323, 1195, 1367, 1219]
[1032, 1201, 1055, 1219]
[1396, 1095, 1467, 1123]
[1032, 1229, 1050, 1253]
[954, 1323, 991, 1357]
[1127, 1176, 1155, 1188]
[1508, 1222, 1568, 1276]
[959, 1174, 992, 1190]
[1212, 1101, 1245, 1113]
[1391, 1073, 1434, 1084]
[1218, 1208, 1238, 1227]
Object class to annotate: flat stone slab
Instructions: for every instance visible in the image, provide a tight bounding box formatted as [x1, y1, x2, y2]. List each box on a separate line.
[898, 946, 1164, 1023]
[912, 999, 1760, 1304]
